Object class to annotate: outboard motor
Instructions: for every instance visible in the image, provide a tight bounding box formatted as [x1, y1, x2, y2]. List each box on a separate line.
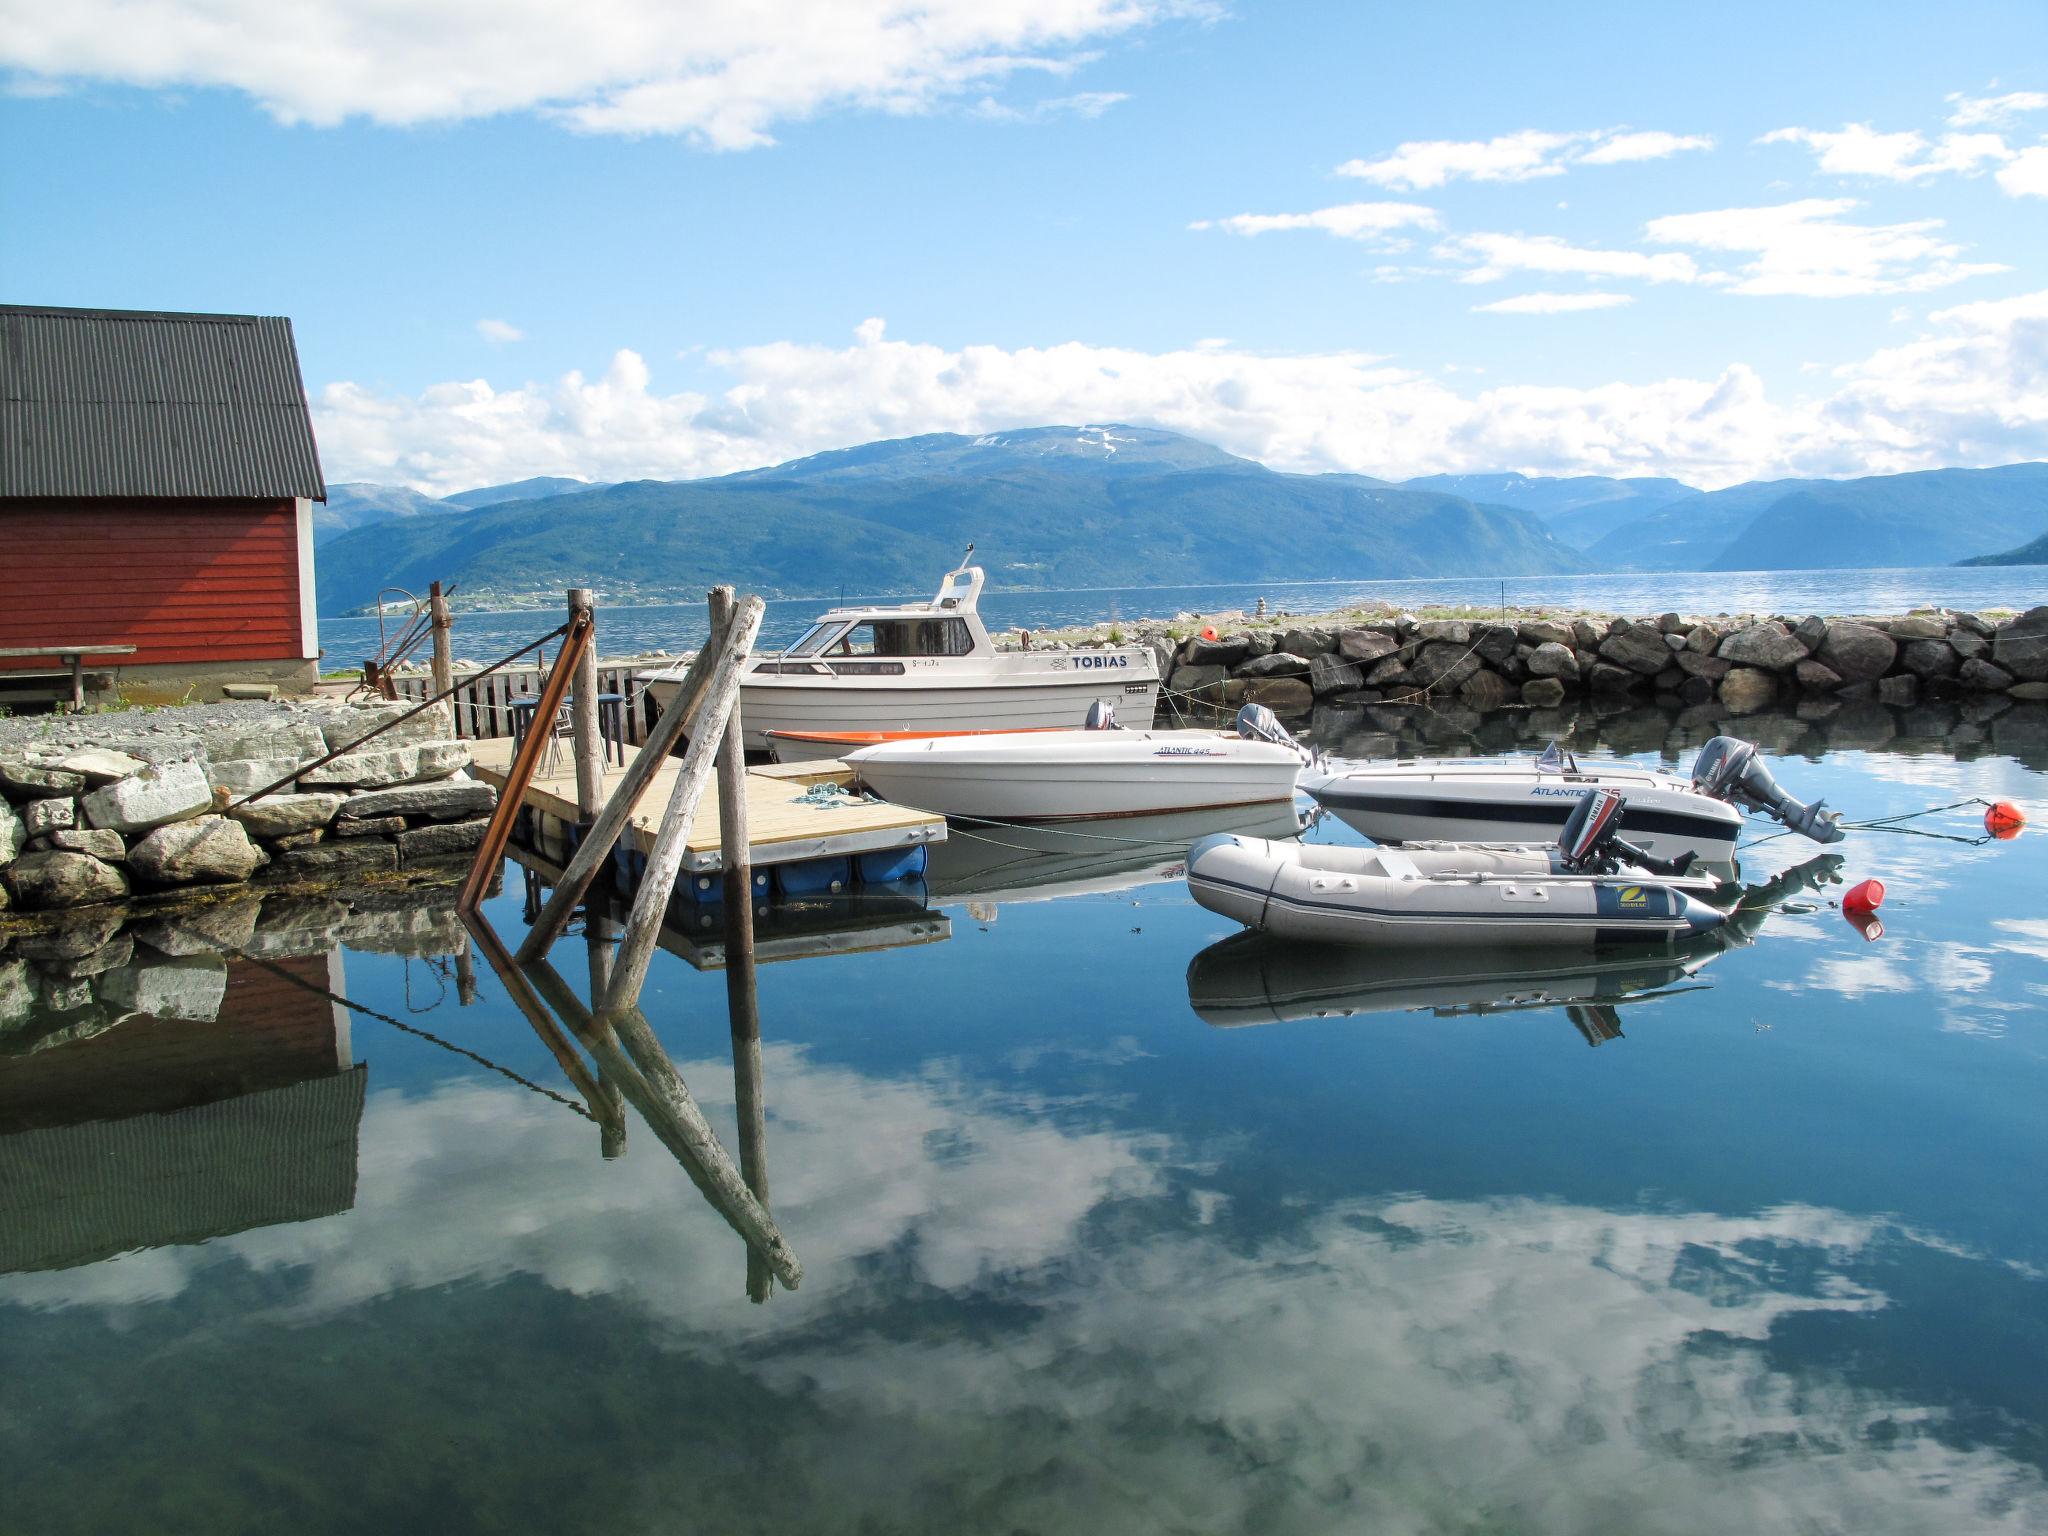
[1691, 736, 1844, 844]
[1084, 699, 1120, 730]
[1557, 787, 1697, 877]
[1236, 702, 1306, 753]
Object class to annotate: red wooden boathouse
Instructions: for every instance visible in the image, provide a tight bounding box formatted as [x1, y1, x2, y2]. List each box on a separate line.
[0, 304, 327, 704]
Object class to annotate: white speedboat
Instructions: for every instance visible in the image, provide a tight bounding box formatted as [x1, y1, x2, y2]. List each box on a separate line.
[845, 715, 1305, 822]
[1299, 736, 1843, 866]
[642, 554, 1160, 751]
[1187, 787, 1725, 947]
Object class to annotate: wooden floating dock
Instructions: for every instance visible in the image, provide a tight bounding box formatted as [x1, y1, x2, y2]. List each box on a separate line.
[468, 736, 947, 874]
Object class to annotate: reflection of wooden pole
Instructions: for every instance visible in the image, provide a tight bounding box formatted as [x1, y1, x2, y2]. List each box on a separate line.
[584, 911, 628, 1158]
[454, 946, 478, 1006]
[461, 914, 620, 1150]
[516, 596, 759, 963]
[601, 596, 764, 1014]
[430, 581, 455, 732]
[731, 1004, 771, 1303]
[596, 1006, 802, 1292]
[568, 588, 604, 823]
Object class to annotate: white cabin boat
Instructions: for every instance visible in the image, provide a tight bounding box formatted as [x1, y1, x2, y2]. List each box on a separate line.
[642, 560, 1160, 751]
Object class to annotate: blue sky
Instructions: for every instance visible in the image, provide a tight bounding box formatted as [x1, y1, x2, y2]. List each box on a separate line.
[5, 1, 2046, 491]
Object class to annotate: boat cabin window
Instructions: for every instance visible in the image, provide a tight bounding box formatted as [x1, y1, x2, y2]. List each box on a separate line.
[828, 618, 976, 658]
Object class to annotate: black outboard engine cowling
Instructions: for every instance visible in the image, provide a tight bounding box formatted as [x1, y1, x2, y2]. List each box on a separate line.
[1236, 703, 1295, 750]
[1557, 787, 1697, 877]
[1084, 700, 1121, 730]
[1692, 736, 1845, 844]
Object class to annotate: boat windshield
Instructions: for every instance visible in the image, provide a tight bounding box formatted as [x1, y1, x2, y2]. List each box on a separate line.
[784, 621, 851, 658]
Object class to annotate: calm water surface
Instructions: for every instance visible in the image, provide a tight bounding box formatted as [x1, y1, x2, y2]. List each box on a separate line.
[324, 565, 2048, 663]
[3, 699, 2046, 1533]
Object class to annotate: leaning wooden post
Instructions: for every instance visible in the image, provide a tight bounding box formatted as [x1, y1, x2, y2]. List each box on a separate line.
[430, 581, 455, 733]
[568, 588, 604, 822]
[514, 596, 759, 963]
[600, 598, 764, 1015]
[709, 586, 761, 995]
[584, 910, 629, 1159]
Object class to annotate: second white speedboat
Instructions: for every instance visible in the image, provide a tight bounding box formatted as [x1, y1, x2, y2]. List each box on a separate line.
[1298, 736, 1843, 866]
[845, 712, 1306, 822]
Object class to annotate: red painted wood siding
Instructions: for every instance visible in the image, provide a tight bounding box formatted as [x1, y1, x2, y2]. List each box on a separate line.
[0, 497, 307, 669]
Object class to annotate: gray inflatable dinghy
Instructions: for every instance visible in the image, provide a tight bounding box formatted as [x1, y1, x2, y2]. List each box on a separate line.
[1187, 786, 1726, 947]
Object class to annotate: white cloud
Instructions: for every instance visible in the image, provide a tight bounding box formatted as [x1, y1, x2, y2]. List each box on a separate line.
[1437, 231, 1702, 285]
[1947, 89, 2048, 128]
[313, 292, 2048, 493]
[1471, 291, 1635, 314]
[1576, 130, 1716, 165]
[475, 318, 524, 344]
[1997, 146, 2048, 198]
[1338, 129, 1590, 189]
[1336, 127, 1712, 189]
[1759, 123, 2011, 181]
[972, 89, 1129, 122]
[0, 0, 1193, 147]
[1644, 198, 2008, 297]
[1191, 201, 1441, 242]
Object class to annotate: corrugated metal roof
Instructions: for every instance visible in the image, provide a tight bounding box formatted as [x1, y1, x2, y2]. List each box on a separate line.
[0, 304, 326, 501]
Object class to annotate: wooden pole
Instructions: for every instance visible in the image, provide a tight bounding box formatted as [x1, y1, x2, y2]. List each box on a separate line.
[567, 588, 604, 822]
[514, 595, 762, 963]
[430, 581, 455, 734]
[458, 610, 593, 913]
[600, 597, 764, 1014]
[583, 910, 628, 1159]
[710, 586, 760, 987]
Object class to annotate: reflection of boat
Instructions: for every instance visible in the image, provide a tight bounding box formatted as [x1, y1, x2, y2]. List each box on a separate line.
[1188, 790, 1724, 947]
[1186, 929, 1722, 1032]
[643, 556, 1160, 750]
[1298, 737, 1843, 866]
[845, 724, 1304, 821]
[926, 803, 1308, 908]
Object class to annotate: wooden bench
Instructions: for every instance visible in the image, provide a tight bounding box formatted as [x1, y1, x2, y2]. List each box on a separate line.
[0, 645, 138, 710]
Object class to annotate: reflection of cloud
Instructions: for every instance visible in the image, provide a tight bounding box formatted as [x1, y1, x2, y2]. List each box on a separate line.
[1994, 919, 2048, 964]
[6, 1051, 2045, 1529]
[1771, 953, 1915, 998]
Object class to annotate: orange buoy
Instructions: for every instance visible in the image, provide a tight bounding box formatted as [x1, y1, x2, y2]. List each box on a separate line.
[1986, 801, 2027, 839]
[1843, 877, 1885, 912]
[1200, 625, 1219, 641]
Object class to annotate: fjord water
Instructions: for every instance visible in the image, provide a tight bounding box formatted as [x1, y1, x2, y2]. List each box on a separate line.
[322, 564, 2048, 661]
[3, 701, 2045, 1534]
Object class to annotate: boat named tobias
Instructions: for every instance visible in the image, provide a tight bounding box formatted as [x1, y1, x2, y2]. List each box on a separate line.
[644, 555, 1161, 752]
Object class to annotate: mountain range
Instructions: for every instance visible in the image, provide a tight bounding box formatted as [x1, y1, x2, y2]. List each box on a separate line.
[311, 425, 2048, 613]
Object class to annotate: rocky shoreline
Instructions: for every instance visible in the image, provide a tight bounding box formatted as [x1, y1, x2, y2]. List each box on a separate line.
[0, 699, 496, 919]
[1140, 604, 2048, 717]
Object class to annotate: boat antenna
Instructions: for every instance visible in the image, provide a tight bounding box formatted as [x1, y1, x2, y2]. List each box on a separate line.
[958, 542, 975, 571]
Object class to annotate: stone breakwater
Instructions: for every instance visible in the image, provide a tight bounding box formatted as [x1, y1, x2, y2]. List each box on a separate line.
[1157, 605, 2048, 717]
[0, 698, 497, 916]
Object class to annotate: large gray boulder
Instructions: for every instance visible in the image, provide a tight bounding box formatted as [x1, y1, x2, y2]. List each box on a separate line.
[1408, 642, 1483, 690]
[1518, 619, 1574, 647]
[1238, 651, 1311, 679]
[46, 827, 126, 862]
[267, 841, 399, 879]
[1182, 634, 1248, 668]
[129, 815, 267, 885]
[0, 759, 85, 798]
[1676, 651, 1732, 682]
[0, 799, 25, 864]
[1816, 621, 1897, 684]
[1718, 668, 1779, 714]
[1598, 624, 1672, 676]
[23, 798, 75, 838]
[1899, 640, 1960, 680]
[1308, 654, 1365, 695]
[336, 781, 498, 824]
[2, 850, 128, 909]
[229, 792, 345, 840]
[1336, 628, 1398, 664]
[1279, 627, 1333, 658]
[1881, 615, 1949, 641]
[319, 699, 457, 753]
[398, 819, 492, 863]
[57, 748, 149, 785]
[1526, 642, 1579, 680]
[1960, 657, 2016, 692]
[1459, 669, 1511, 708]
[1992, 606, 2048, 682]
[1521, 677, 1568, 707]
[1413, 619, 1470, 644]
[206, 757, 303, 796]
[299, 747, 420, 788]
[1472, 625, 1519, 665]
[1717, 621, 1809, 671]
[1793, 659, 1844, 691]
[81, 760, 213, 834]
